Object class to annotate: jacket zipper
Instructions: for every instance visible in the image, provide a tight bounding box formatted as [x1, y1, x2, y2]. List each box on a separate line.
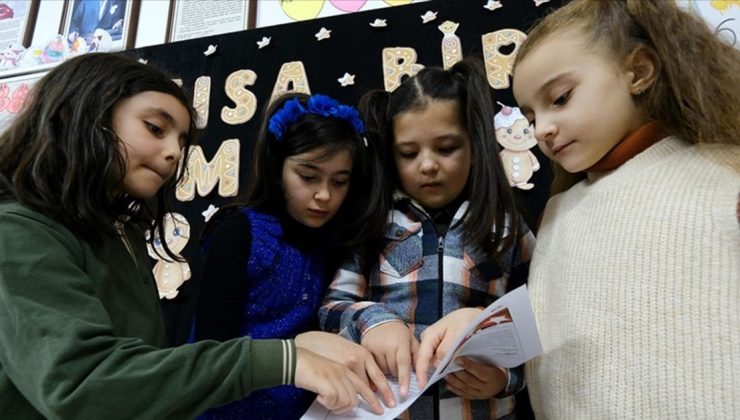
[434, 235, 444, 420]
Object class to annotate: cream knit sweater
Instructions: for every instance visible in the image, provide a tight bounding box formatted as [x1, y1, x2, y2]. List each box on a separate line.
[527, 137, 740, 419]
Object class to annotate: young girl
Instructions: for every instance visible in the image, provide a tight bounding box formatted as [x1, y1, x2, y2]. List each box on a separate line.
[319, 57, 536, 420]
[510, 0, 738, 417]
[193, 92, 394, 419]
[0, 53, 384, 418]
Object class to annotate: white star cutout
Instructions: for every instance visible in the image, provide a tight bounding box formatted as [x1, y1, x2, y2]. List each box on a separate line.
[369, 18, 387, 28]
[203, 44, 217, 56]
[421, 11, 438, 24]
[483, 0, 503, 11]
[315, 27, 332, 41]
[337, 72, 355, 87]
[256, 36, 271, 49]
[201, 204, 219, 222]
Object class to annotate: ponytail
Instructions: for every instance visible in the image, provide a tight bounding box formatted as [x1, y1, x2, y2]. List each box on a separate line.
[450, 59, 519, 256]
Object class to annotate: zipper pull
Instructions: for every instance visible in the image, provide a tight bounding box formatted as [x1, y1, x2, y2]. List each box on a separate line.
[437, 236, 444, 253]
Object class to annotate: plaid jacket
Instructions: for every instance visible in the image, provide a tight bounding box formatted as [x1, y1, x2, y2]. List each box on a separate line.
[319, 195, 535, 420]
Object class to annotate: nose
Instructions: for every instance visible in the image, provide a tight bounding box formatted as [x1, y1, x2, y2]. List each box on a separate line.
[419, 153, 439, 175]
[534, 116, 557, 144]
[314, 182, 330, 203]
[164, 135, 183, 163]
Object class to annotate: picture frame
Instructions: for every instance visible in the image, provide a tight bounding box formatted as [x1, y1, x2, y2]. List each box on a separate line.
[0, 0, 41, 48]
[166, 0, 257, 43]
[60, 0, 141, 52]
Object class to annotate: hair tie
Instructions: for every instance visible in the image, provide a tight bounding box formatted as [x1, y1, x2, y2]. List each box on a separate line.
[268, 94, 365, 141]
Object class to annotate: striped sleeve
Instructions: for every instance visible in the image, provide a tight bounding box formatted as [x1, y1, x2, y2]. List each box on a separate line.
[281, 339, 296, 385]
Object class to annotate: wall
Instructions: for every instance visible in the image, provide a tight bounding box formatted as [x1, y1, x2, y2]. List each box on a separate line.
[29, 0, 429, 50]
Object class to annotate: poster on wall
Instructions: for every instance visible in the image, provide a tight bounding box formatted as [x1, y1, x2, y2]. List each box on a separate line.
[0, 0, 40, 48]
[255, 0, 425, 27]
[167, 0, 256, 42]
[0, 70, 44, 132]
[61, 0, 140, 52]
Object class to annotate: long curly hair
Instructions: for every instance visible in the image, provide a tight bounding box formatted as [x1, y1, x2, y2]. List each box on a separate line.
[514, 0, 740, 194]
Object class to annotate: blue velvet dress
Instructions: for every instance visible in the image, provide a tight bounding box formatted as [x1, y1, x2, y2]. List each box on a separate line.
[194, 207, 339, 419]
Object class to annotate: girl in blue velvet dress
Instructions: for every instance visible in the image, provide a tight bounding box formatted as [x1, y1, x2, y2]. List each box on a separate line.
[193, 93, 394, 419]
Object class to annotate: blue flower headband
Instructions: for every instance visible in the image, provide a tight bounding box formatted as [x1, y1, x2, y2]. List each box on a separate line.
[268, 94, 365, 141]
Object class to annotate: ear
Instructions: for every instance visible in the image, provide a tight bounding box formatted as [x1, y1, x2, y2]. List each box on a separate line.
[624, 46, 658, 95]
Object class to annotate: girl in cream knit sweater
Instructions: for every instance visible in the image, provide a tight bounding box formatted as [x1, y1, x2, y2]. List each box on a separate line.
[418, 1, 739, 418]
[511, 1, 740, 418]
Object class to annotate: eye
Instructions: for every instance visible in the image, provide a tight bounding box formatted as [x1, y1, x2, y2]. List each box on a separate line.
[553, 90, 571, 107]
[173, 227, 182, 237]
[153, 238, 162, 247]
[523, 128, 530, 135]
[438, 146, 457, 155]
[506, 128, 513, 134]
[146, 122, 163, 136]
[299, 173, 317, 182]
[332, 178, 350, 187]
[398, 151, 417, 159]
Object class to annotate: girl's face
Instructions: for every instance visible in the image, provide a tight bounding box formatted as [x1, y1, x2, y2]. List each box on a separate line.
[113, 91, 190, 199]
[281, 146, 352, 228]
[392, 100, 472, 209]
[512, 28, 646, 173]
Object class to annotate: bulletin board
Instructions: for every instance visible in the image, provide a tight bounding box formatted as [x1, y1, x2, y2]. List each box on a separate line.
[132, 0, 565, 345]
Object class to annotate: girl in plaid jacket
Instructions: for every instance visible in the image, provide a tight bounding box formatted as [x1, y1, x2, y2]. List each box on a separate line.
[319, 57, 536, 420]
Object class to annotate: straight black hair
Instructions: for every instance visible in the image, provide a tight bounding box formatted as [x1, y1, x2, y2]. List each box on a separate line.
[360, 56, 519, 256]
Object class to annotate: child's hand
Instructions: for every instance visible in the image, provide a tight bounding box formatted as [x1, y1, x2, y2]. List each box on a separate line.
[294, 347, 384, 415]
[361, 321, 418, 398]
[444, 357, 507, 399]
[295, 331, 396, 408]
[415, 307, 483, 388]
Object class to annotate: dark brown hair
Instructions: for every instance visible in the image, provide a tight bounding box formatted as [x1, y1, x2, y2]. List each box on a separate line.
[360, 57, 520, 256]
[0, 53, 197, 259]
[204, 92, 389, 248]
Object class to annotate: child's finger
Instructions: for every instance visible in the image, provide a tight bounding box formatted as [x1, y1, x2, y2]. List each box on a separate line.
[396, 347, 412, 398]
[348, 371, 384, 415]
[415, 328, 443, 389]
[456, 357, 505, 382]
[365, 356, 396, 407]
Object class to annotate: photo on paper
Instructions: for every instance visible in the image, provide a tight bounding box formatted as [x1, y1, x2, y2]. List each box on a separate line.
[61, 0, 139, 52]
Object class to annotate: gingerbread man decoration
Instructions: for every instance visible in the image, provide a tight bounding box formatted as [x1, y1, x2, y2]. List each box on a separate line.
[146, 212, 191, 299]
[494, 103, 540, 190]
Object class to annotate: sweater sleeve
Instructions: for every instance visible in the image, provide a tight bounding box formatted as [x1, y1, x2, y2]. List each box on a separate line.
[194, 214, 251, 341]
[0, 208, 295, 419]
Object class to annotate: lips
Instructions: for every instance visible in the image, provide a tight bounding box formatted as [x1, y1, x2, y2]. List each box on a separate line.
[421, 181, 442, 189]
[150, 167, 173, 181]
[551, 141, 574, 156]
[307, 209, 329, 218]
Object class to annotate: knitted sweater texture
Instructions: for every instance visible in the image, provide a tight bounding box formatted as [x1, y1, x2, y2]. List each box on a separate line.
[527, 137, 740, 418]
